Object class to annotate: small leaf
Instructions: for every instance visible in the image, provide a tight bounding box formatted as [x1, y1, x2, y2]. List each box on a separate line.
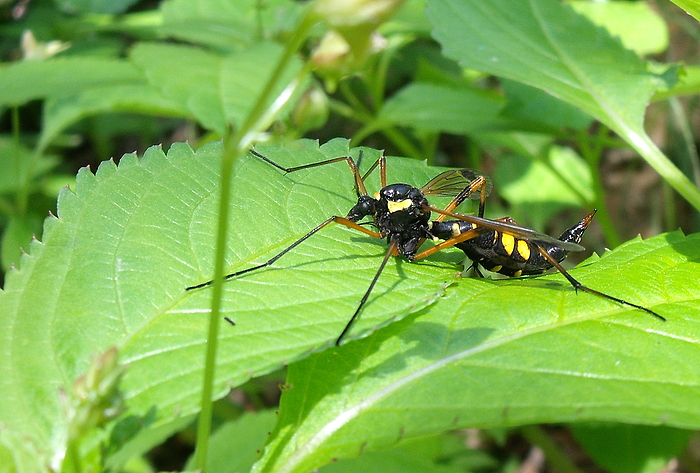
[130, 42, 305, 134]
[38, 84, 190, 152]
[572, 424, 692, 473]
[494, 146, 594, 227]
[184, 410, 278, 473]
[0, 57, 143, 106]
[160, 0, 303, 51]
[378, 82, 508, 134]
[1, 214, 43, 271]
[0, 136, 59, 193]
[54, 0, 140, 14]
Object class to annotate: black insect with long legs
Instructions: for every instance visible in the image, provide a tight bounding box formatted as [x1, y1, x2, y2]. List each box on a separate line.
[187, 149, 664, 345]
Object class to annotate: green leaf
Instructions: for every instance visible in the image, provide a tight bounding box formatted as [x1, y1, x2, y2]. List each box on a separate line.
[0, 427, 49, 473]
[38, 84, 190, 152]
[569, 1, 669, 56]
[319, 434, 469, 473]
[494, 146, 594, 227]
[378, 82, 508, 134]
[571, 424, 692, 473]
[654, 65, 700, 101]
[160, 0, 303, 51]
[185, 410, 278, 473]
[1, 214, 43, 271]
[668, 0, 700, 23]
[0, 139, 459, 468]
[426, 0, 700, 211]
[130, 42, 305, 134]
[253, 232, 700, 473]
[0, 136, 59, 194]
[500, 80, 593, 132]
[0, 57, 144, 106]
[54, 0, 140, 14]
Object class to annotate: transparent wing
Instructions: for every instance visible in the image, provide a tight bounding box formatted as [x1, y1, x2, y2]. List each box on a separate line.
[424, 205, 585, 252]
[421, 169, 493, 199]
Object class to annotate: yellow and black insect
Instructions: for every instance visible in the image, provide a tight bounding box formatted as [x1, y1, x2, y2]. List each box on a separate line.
[188, 150, 664, 345]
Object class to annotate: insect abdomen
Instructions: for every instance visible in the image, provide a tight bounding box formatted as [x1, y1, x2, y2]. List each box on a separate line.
[431, 212, 594, 277]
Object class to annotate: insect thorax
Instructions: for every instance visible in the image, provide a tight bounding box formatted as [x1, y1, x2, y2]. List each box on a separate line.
[375, 184, 431, 259]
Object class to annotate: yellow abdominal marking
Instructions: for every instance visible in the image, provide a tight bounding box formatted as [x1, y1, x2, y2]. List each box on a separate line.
[451, 222, 461, 237]
[517, 240, 531, 260]
[500, 232, 515, 255]
[387, 199, 413, 213]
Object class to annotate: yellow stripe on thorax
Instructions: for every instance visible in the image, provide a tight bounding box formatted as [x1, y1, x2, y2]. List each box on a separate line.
[387, 199, 413, 213]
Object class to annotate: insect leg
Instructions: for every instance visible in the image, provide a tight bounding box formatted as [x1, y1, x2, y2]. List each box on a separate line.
[250, 149, 369, 196]
[434, 174, 490, 222]
[336, 240, 398, 346]
[413, 227, 486, 261]
[535, 246, 666, 321]
[358, 153, 388, 188]
[186, 216, 382, 290]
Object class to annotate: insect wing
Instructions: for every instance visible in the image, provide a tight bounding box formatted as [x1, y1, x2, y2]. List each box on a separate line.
[476, 216, 585, 252]
[421, 169, 493, 199]
[424, 205, 585, 252]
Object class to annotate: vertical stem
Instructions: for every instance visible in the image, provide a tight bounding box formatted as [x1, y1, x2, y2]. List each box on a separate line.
[192, 9, 317, 471]
[11, 106, 27, 216]
[578, 126, 621, 248]
[520, 425, 585, 473]
[192, 136, 238, 471]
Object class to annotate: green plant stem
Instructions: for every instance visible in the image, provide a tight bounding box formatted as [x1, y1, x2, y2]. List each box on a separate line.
[64, 437, 83, 473]
[0, 196, 14, 215]
[367, 35, 414, 111]
[613, 118, 700, 212]
[192, 8, 317, 472]
[520, 425, 585, 473]
[11, 106, 27, 216]
[669, 97, 700, 186]
[339, 80, 374, 119]
[578, 127, 622, 248]
[192, 137, 237, 473]
[337, 77, 427, 160]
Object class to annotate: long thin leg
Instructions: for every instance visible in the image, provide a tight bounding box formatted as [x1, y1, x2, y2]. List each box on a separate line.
[187, 216, 382, 290]
[412, 173, 490, 252]
[413, 227, 485, 261]
[336, 240, 398, 345]
[359, 154, 387, 188]
[434, 174, 489, 222]
[250, 149, 369, 196]
[535, 246, 666, 321]
[380, 154, 387, 188]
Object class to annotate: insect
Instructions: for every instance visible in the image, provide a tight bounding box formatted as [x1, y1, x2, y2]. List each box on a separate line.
[187, 149, 664, 345]
[430, 210, 664, 323]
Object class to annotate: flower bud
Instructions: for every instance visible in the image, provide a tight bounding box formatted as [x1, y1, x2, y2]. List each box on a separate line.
[68, 347, 126, 439]
[291, 86, 330, 133]
[313, 0, 406, 28]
